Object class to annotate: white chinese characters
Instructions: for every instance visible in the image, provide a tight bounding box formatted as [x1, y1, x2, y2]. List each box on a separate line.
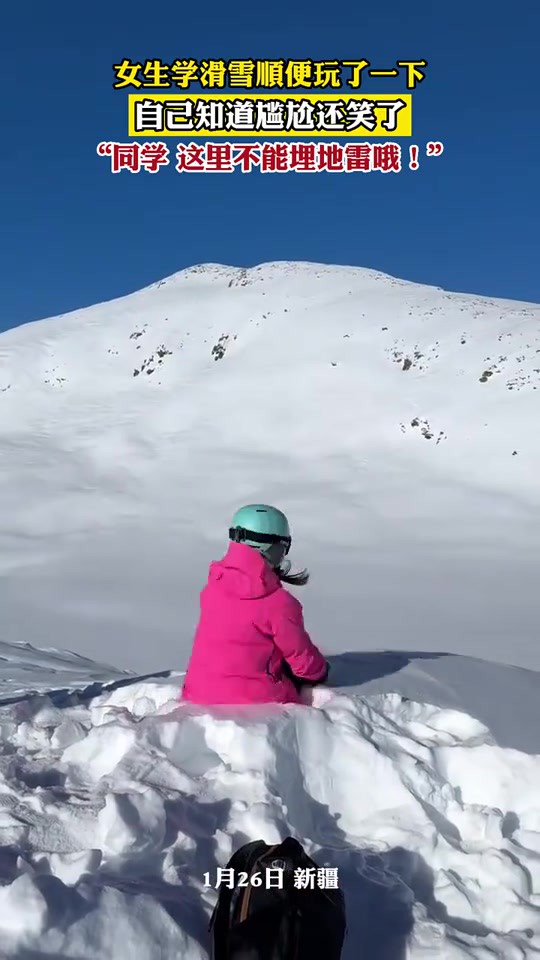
[202, 866, 339, 890]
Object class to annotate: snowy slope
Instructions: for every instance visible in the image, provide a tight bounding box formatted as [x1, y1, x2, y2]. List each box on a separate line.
[1, 261, 540, 675]
[0, 639, 130, 703]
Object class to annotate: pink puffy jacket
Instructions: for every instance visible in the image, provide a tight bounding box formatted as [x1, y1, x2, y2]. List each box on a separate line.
[182, 542, 328, 705]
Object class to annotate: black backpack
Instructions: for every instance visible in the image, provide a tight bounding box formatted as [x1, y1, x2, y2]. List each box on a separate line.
[209, 837, 346, 960]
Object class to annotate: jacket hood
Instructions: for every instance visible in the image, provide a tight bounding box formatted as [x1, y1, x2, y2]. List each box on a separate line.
[207, 542, 282, 600]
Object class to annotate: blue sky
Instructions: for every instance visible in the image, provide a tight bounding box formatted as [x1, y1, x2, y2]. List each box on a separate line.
[2, 0, 539, 331]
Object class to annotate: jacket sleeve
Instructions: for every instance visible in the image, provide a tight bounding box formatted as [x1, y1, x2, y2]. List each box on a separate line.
[271, 591, 328, 683]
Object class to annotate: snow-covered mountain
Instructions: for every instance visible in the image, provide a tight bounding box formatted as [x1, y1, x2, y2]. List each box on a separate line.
[1, 261, 539, 674]
[1, 262, 540, 959]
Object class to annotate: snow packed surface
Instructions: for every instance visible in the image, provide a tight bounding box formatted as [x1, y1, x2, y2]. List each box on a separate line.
[1, 261, 540, 957]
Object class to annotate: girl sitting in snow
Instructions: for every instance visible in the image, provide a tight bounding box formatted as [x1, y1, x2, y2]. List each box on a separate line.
[182, 504, 329, 706]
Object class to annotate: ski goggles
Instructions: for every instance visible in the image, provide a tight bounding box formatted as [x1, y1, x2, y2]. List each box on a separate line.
[229, 527, 291, 555]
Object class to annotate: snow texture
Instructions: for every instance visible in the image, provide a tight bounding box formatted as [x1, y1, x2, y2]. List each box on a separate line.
[0, 261, 540, 957]
[0, 669, 540, 958]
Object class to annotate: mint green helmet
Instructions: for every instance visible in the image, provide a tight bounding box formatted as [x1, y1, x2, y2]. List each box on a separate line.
[229, 504, 291, 567]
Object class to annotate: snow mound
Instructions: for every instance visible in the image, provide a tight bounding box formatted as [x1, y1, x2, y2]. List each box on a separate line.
[0, 678, 539, 958]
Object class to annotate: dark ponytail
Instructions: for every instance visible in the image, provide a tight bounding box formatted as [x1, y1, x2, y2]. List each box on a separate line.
[277, 566, 310, 586]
